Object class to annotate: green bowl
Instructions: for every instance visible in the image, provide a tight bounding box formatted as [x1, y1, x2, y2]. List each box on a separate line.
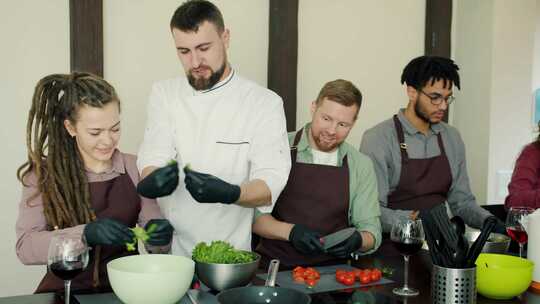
[476, 253, 534, 300]
[107, 254, 194, 304]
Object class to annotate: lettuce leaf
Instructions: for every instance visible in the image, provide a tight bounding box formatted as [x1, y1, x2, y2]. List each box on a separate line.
[192, 240, 256, 264]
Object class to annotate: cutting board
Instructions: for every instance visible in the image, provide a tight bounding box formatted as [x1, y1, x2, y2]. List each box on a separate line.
[74, 289, 217, 304]
[256, 264, 392, 294]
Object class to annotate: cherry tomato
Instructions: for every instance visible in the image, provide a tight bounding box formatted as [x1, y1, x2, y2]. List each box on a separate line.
[342, 274, 355, 286]
[305, 278, 318, 287]
[293, 274, 305, 283]
[293, 266, 305, 276]
[359, 273, 371, 284]
[363, 269, 372, 278]
[336, 273, 347, 283]
[352, 269, 363, 279]
[371, 271, 382, 282]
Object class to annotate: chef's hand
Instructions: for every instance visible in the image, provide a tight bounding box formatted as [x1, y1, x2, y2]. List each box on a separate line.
[327, 231, 363, 259]
[288, 224, 325, 255]
[137, 162, 179, 198]
[145, 219, 174, 246]
[184, 167, 241, 204]
[83, 218, 134, 246]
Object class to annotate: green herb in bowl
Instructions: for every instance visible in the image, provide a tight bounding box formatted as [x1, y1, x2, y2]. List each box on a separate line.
[192, 241, 256, 264]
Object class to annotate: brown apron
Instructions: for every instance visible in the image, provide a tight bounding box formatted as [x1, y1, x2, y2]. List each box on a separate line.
[379, 115, 452, 255]
[256, 129, 350, 268]
[35, 173, 141, 293]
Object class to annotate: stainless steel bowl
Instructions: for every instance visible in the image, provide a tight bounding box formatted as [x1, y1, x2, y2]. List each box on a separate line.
[464, 231, 510, 253]
[195, 252, 260, 291]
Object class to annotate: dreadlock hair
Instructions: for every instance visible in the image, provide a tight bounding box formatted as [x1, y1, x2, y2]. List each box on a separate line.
[401, 56, 461, 90]
[17, 72, 120, 230]
[170, 0, 225, 33]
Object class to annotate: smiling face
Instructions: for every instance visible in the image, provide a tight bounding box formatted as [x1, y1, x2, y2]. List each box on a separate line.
[408, 78, 452, 124]
[309, 98, 358, 152]
[64, 101, 121, 170]
[172, 21, 230, 90]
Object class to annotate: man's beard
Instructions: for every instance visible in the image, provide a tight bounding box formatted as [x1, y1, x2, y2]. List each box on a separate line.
[414, 96, 434, 124]
[187, 61, 226, 91]
[312, 130, 339, 152]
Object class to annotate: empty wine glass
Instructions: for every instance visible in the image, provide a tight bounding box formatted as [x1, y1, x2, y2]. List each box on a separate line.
[390, 218, 425, 297]
[47, 234, 89, 304]
[506, 206, 534, 258]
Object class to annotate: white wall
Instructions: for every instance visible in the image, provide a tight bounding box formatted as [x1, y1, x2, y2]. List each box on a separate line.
[534, 0, 540, 91]
[0, 0, 70, 296]
[453, 0, 494, 205]
[297, 1, 426, 147]
[453, 0, 538, 204]
[104, 0, 269, 154]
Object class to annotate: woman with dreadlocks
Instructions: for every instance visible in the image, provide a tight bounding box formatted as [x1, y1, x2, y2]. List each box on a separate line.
[15, 72, 174, 293]
[359, 55, 504, 255]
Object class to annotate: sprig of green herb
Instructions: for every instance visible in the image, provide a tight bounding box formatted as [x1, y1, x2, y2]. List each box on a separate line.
[125, 223, 157, 251]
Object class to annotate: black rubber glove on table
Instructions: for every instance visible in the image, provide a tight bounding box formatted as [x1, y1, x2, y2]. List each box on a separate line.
[327, 230, 363, 258]
[83, 218, 134, 246]
[145, 219, 174, 246]
[289, 224, 325, 255]
[184, 167, 241, 204]
[136, 162, 179, 198]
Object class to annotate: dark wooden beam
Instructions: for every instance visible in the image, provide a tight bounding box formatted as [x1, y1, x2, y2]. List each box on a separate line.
[425, 0, 452, 122]
[268, 0, 299, 132]
[70, 0, 103, 77]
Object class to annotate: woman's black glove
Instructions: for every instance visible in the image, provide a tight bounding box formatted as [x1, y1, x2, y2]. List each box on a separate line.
[137, 163, 179, 198]
[327, 231, 363, 258]
[184, 167, 240, 204]
[288, 224, 325, 255]
[83, 218, 134, 246]
[145, 219, 174, 246]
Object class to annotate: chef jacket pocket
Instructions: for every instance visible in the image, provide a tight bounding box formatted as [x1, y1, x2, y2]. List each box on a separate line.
[213, 140, 250, 183]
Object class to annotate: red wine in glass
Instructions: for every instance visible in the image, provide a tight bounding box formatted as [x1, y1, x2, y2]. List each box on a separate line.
[392, 240, 423, 256]
[506, 226, 528, 244]
[49, 261, 86, 281]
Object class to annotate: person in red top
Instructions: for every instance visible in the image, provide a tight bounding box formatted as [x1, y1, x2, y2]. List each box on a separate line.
[505, 134, 540, 209]
[16, 72, 173, 293]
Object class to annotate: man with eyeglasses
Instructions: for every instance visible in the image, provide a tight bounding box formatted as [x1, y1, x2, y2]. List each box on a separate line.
[360, 56, 505, 251]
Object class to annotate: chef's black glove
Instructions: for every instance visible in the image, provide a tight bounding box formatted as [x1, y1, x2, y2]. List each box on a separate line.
[492, 218, 507, 235]
[288, 224, 325, 255]
[145, 219, 174, 246]
[83, 218, 134, 246]
[327, 231, 363, 258]
[184, 167, 241, 204]
[137, 162, 179, 199]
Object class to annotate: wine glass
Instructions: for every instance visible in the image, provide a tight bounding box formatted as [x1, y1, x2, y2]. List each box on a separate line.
[390, 218, 425, 297]
[506, 206, 534, 258]
[47, 234, 89, 304]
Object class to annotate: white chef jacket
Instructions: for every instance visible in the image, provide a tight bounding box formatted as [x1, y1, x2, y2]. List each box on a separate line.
[137, 70, 291, 257]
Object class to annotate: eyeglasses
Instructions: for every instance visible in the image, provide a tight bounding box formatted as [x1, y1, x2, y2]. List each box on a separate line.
[419, 89, 455, 106]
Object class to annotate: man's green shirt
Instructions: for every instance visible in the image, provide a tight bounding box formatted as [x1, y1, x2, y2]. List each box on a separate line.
[256, 123, 382, 254]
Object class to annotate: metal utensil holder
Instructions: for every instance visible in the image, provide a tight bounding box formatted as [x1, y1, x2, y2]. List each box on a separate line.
[432, 265, 476, 304]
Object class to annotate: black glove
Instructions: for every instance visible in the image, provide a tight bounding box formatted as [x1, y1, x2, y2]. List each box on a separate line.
[137, 162, 179, 198]
[83, 218, 134, 246]
[492, 218, 507, 235]
[145, 219, 174, 246]
[288, 224, 325, 255]
[184, 167, 241, 204]
[326, 231, 363, 258]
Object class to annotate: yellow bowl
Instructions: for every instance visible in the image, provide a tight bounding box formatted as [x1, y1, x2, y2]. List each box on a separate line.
[107, 254, 194, 304]
[476, 253, 533, 300]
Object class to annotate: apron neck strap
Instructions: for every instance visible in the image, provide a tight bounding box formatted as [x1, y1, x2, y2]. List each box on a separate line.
[290, 128, 304, 161]
[392, 115, 409, 161]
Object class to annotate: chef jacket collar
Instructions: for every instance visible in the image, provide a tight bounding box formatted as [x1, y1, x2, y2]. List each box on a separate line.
[192, 68, 235, 96]
[397, 108, 444, 136]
